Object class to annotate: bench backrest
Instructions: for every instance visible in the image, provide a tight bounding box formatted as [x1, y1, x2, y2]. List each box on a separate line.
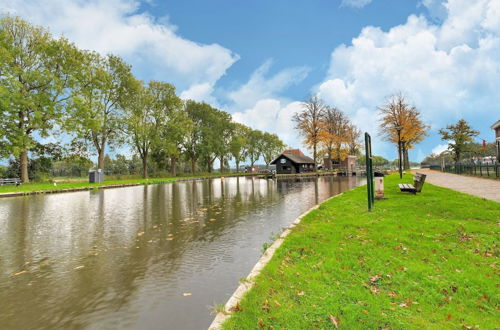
[413, 173, 427, 192]
[0, 178, 21, 184]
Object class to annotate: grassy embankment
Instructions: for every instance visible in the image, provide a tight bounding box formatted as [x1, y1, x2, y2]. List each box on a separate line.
[223, 174, 499, 329]
[0, 172, 254, 194]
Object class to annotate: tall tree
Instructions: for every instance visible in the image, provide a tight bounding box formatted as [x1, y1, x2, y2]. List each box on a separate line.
[0, 16, 79, 182]
[261, 132, 285, 168]
[246, 129, 264, 167]
[230, 123, 250, 172]
[378, 92, 428, 170]
[293, 95, 326, 169]
[183, 100, 215, 173]
[123, 79, 155, 178]
[148, 81, 185, 177]
[346, 123, 362, 155]
[319, 106, 350, 165]
[211, 110, 233, 173]
[439, 119, 479, 163]
[67, 52, 133, 171]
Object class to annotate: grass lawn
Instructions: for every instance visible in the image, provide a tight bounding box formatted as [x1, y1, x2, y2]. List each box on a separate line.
[0, 177, 176, 194]
[222, 174, 499, 329]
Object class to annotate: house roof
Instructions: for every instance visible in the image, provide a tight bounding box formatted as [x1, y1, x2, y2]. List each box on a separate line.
[491, 120, 500, 130]
[271, 150, 315, 165]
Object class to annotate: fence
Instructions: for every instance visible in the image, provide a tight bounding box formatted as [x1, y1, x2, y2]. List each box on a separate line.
[430, 163, 499, 179]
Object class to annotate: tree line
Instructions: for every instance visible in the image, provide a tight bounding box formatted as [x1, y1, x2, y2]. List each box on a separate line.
[0, 16, 285, 182]
[292, 95, 362, 169]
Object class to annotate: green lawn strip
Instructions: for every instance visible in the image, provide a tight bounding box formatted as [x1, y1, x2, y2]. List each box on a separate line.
[223, 174, 499, 329]
[0, 172, 255, 194]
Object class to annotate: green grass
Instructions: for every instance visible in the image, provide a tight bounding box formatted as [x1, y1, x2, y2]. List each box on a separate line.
[223, 174, 499, 329]
[0, 172, 255, 194]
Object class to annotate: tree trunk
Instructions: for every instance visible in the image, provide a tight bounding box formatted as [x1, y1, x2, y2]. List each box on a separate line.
[171, 156, 177, 176]
[403, 146, 410, 170]
[313, 144, 317, 171]
[191, 158, 196, 174]
[20, 150, 29, 183]
[142, 154, 148, 179]
[97, 149, 105, 170]
[207, 158, 212, 173]
[235, 160, 240, 173]
[220, 156, 224, 173]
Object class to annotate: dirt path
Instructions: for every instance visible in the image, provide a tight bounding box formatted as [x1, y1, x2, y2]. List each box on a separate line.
[412, 169, 500, 203]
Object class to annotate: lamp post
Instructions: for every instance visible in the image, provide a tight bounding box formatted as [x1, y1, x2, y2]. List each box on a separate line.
[396, 125, 403, 179]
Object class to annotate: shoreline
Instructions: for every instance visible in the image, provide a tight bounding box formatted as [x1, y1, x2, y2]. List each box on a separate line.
[208, 192, 345, 330]
[0, 172, 351, 198]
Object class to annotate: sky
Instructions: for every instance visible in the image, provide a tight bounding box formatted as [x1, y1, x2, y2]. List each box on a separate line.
[2, 0, 500, 163]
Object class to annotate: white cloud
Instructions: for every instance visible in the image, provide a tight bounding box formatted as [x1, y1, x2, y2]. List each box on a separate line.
[227, 60, 309, 111]
[1, 0, 239, 92]
[431, 144, 449, 155]
[341, 0, 373, 9]
[317, 0, 500, 160]
[232, 99, 303, 149]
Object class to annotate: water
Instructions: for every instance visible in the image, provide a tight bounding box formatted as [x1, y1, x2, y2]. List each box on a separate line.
[0, 176, 364, 329]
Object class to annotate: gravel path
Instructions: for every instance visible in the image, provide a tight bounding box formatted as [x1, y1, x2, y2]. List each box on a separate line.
[412, 169, 500, 203]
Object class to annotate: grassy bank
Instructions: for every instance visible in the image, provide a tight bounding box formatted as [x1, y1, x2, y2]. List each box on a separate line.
[222, 174, 499, 329]
[0, 172, 253, 195]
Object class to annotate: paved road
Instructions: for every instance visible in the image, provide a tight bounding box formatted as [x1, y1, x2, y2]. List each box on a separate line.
[412, 169, 500, 203]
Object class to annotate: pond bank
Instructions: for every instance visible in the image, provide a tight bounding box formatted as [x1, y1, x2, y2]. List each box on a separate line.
[0, 171, 349, 198]
[218, 174, 499, 329]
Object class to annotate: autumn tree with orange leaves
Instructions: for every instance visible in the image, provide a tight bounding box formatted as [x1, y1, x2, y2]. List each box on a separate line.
[319, 106, 349, 161]
[378, 93, 429, 170]
[293, 95, 326, 169]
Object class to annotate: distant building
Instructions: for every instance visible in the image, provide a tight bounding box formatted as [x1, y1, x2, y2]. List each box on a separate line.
[322, 156, 357, 173]
[271, 149, 315, 174]
[492, 120, 500, 164]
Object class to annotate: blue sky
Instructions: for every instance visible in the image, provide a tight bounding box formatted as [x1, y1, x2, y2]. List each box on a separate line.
[3, 0, 500, 163]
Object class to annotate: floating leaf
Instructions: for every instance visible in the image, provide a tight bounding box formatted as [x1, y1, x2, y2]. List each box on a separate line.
[13, 270, 28, 276]
[183, 293, 191, 296]
[137, 232, 145, 237]
[74, 265, 84, 270]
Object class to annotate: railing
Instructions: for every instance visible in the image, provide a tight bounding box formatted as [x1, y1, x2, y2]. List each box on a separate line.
[430, 163, 499, 179]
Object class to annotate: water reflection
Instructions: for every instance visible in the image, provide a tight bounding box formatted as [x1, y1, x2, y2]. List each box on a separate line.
[0, 176, 364, 330]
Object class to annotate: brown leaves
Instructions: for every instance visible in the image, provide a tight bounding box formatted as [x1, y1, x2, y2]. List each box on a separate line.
[369, 286, 380, 295]
[229, 302, 242, 312]
[257, 318, 265, 328]
[328, 315, 340, 328]
[369, 274, 381, 283]
[297, 291, 305, 296]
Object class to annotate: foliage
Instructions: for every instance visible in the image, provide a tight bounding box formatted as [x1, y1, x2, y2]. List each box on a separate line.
[0, 15, 285, 180]
[223, 174, 499, 329]
[378, 92, 429, 169]
[261, 132, 286, 167]
[66, 51, 133, 170]
[439, 119, 480, 162]
[0, 16, 79, 181]
[293, 95, 326, 168]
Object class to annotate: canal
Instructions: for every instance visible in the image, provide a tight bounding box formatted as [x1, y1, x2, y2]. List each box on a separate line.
[0, 176, 365, 329]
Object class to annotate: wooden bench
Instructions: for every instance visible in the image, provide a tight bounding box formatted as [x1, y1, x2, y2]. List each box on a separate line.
[399, 173, 426, 194]
[0, 178, 22, 186]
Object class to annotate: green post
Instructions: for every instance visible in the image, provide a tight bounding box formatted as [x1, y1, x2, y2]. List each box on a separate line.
[365, 132, 374, 211]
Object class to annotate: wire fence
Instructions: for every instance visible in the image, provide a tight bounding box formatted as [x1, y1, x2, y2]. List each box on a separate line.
[430, 163, 499, 179]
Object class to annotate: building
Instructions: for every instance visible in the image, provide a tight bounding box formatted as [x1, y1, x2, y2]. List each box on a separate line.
[271, 149, 315, 174]
[492, 120, 500, 164]
[322, 155, 358, 174]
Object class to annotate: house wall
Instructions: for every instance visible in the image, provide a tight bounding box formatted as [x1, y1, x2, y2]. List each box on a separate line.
[275, 156, 296, 174]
